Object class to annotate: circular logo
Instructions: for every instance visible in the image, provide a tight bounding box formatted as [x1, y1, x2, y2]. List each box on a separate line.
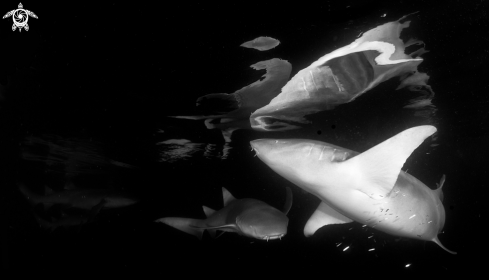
[13, 9, 28, 26]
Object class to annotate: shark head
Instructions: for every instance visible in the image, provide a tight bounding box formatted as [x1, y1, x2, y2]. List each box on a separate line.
[250, 139, 343, 194]
[235, 204, 289, 241]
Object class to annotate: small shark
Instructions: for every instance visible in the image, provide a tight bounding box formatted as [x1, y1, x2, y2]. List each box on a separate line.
[18, 183, 137, 210]
[32, 199, 106, 232]
[250, 125, 456, 254]
[155, 187, 292, 241]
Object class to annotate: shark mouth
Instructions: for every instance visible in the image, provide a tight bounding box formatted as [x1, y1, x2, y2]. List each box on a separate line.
[262, 233, 285, 241]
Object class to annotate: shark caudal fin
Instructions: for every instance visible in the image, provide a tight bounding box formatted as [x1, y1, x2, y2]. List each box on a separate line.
[338, 125, 437, 199]
[155, 217, 205, 240]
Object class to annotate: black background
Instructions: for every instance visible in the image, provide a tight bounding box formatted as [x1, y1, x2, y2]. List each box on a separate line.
[1, 0, 488, 277]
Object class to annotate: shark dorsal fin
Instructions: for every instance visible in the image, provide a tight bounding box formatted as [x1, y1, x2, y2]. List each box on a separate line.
[338, 125, 437, 199]
[283, 187, 293, 215]
[202, 206, 216, 218]
[222, 187, 236, 206]
[304, 202, 353, 237]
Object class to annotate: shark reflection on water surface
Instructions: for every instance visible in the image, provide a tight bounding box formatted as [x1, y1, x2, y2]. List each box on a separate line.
[250, 126, 456, 254]
[19, 183, 138, 210]
[19, 183, 138, 231]
[156, 187, 292, 241]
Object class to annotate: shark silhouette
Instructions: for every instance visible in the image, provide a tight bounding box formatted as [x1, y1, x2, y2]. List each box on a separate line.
[18, 183, 137, 210]
[250, 125, 456, 254]
[155, 187, 292, 241]
[32, 199, 106, 232]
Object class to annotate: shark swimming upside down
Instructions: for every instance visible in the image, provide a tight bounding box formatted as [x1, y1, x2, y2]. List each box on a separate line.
[250, 125, 456, 254]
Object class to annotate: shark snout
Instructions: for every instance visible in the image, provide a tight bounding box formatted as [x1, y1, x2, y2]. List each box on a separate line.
[250, 139, 284, 155]
[262, 233, 286, 241]
[250, 139, 269, 155]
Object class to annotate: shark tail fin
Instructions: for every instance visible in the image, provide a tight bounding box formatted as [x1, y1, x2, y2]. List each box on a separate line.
[155, 217, 205, 240]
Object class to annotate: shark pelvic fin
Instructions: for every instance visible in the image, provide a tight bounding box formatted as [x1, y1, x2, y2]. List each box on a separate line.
[338, 125, 437, 199]
[155, 217, 205, 240]
[434, 174, 446, 202]
[283, 187, 293, 215]
[222, 187, 236, 206]
[304, 202, 353, 237]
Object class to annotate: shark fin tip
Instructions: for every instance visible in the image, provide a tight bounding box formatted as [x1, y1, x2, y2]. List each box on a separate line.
[433, 236, 457, 255]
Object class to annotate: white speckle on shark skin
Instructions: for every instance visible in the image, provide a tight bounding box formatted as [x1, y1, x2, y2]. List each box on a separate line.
[405, 264, 412, 268]
[343, 246, 350, 251]
[409, 215, 416, 219]
[368, 248, 375, 251]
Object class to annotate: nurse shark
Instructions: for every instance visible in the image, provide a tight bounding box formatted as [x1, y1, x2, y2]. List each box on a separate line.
[155, 187, 292, 241]
[250, 125, 456, 254]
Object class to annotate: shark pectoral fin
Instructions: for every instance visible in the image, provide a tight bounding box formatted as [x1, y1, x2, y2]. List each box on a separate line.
[196, 224, 239, 239]
[283, 187, 293, 215]
[155, 217, 205, 240]
[304, 202, 353, 237]
[222, 188, 236, 206]
[202, 206, 216, 218]
[197, 224, 239, 232]
[340, 125, 437, 199]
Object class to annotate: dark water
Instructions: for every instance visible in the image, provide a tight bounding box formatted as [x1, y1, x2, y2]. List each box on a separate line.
[1, 1, 488, 277]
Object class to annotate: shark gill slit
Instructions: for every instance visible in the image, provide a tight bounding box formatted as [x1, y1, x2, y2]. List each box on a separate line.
[319, 146, 326, 160]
